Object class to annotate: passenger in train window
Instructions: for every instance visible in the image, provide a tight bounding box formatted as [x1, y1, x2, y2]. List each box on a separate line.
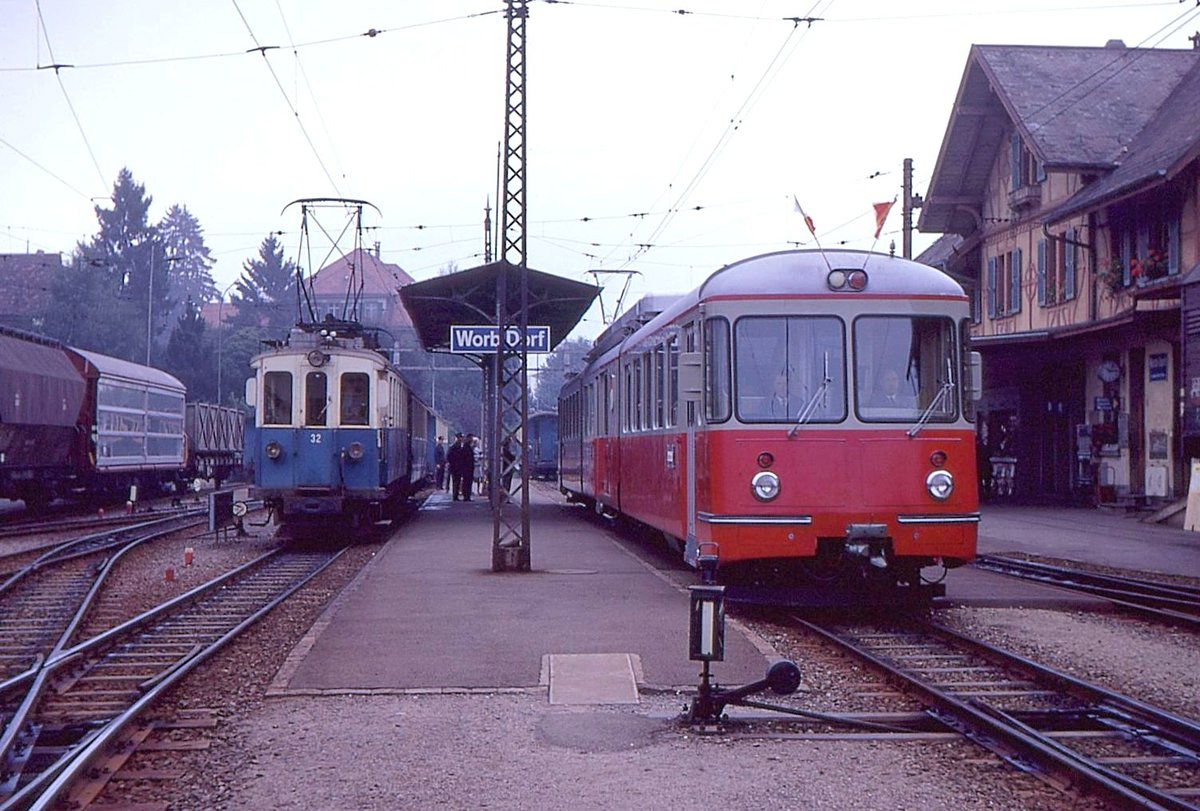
[867, 368, 916, 409]
[763, 372, 791, 419]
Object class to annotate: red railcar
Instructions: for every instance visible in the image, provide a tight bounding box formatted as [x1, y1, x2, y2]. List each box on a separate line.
[558, 250, 980, 601]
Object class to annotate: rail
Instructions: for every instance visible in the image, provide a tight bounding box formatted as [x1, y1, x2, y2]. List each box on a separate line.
[973, 554, 1200, 630]
[0, 548, 343, 810]
[794, 615, 1200, 810]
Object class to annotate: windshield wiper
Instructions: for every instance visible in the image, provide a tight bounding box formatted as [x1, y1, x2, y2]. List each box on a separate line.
[788, 353, 832, 438]
[907, 359, 955, 438]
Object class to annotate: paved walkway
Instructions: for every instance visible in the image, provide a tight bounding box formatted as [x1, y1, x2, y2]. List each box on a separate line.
[271, 488, 770, 696]
[976, 503, 1200, 576]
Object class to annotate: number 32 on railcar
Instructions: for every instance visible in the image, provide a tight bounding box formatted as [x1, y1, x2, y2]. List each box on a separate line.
[558, 249, 982, 599]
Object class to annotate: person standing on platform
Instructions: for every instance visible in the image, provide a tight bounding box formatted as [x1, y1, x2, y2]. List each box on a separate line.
[447, 433, 474, 501]
[472, 435, 485, 496]
[501, 438, 516, 493]
[434, 436, 447, 491]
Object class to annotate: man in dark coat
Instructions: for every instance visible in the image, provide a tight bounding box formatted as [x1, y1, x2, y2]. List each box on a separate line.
[434, 436, 447, 490]
[446, 433, 474, 502]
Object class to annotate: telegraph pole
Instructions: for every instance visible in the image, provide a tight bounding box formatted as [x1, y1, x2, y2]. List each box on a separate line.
[492, 0, 532, 572]
[901, 158, 923, 259]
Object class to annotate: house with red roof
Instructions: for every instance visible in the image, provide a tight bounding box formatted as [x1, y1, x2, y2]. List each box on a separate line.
[307, 247, 415, 331]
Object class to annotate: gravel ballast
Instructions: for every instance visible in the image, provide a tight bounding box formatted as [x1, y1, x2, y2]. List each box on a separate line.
[58, 509, 1198, 811]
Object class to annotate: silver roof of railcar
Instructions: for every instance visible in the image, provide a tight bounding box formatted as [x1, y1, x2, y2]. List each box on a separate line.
[699, 249, 965, 300]
[72, 348, 186, 392]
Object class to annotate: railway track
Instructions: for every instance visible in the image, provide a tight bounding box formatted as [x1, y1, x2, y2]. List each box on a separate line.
[0, 547, 343, 810]
[796, 614, 1200, 810]
[0, 513, 208, 685]
[973, 554, 1200, 629]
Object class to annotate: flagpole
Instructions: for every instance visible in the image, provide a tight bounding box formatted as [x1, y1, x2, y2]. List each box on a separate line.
[867, 196, 898, 255]
[793, 195, 834, 274]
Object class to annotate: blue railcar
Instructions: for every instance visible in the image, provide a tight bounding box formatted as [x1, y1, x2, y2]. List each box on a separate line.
[527, 411, 558, 480]
[245, 320, 428, 531]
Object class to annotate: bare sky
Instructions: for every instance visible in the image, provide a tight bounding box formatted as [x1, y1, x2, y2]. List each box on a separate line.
[2, 0, 1197, 341]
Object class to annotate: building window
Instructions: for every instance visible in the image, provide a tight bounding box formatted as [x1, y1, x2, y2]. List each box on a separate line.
[1109, 203, 1181, 286]
[1037, 233, 1077, 307]
[986, 248, 1023, 319]
[1010, 133, 1044, 190]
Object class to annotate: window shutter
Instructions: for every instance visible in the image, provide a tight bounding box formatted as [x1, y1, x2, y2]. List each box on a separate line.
[1064, 228, 1077, 300]
[987, 257, 997, 319]
[1136, 222, 1150, 282]
[1010, 248, 1023, 314]
[1169, 215, 1181, 276]
[1121, 229, 1132, 286]
[1035, 159, 1046, 183]
[1010, 133, 1022, 189]
[1036, 240, 1047, 306]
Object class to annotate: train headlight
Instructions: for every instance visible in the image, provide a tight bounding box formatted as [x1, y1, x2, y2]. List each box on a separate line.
[265, 441, 283, 460]
[827, 268, 869, 291]
[926, 469, 954, 500]
[751, 471, 780, 501]
[347, 441, 365, 461]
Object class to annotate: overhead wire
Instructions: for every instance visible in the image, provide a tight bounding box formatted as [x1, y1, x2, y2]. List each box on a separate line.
[33, 0, 107, 193]
[230, 0, 343, 196]
[273, 0, 351, 192]
[0, 133, 93, 201]
[1021, 2, 1200, 132]
[610, 1, 832, 275]
[590, 0, 774, 265]
[0, 9, 505, 73]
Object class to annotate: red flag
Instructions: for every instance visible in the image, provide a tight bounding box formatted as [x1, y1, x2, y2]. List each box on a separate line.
[793, 196, 816, 235]
[873, 200, 895, 239]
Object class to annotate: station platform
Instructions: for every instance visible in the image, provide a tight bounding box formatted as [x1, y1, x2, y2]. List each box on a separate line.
[270, 491, 1199, 700]
[269, 486, 771, 699]
[935, 502, 1199, 609]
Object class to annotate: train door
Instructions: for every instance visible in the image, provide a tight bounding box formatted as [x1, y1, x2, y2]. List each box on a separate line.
[298, 370, 335, 488]
[600, 369, 617, 504]
[680, 321, 701, 554]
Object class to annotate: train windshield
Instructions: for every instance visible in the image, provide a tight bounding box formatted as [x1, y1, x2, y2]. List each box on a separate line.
[340, 372, 370, 426]
[734, 316, 846, 423]
[854, 316, 958, 422]
[263, 371, 293, 426]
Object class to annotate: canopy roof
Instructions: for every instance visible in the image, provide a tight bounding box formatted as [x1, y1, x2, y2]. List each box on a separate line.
[398, 260, 600, 352]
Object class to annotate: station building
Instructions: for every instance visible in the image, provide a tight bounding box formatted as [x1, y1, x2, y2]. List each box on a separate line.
[920, 42, 1200, 505]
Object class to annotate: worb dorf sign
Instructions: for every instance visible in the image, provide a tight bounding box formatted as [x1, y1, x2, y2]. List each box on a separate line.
[450, 325, 552, 354]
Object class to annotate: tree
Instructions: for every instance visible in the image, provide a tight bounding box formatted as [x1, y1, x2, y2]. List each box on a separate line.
[57, 168, 173, 364]
[532, 336, 591, 411]
[163, 298, 214, 402]
[159, 204, 217, 327]
[232, 234, 298, 337]
[43, 252, 140, 356]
